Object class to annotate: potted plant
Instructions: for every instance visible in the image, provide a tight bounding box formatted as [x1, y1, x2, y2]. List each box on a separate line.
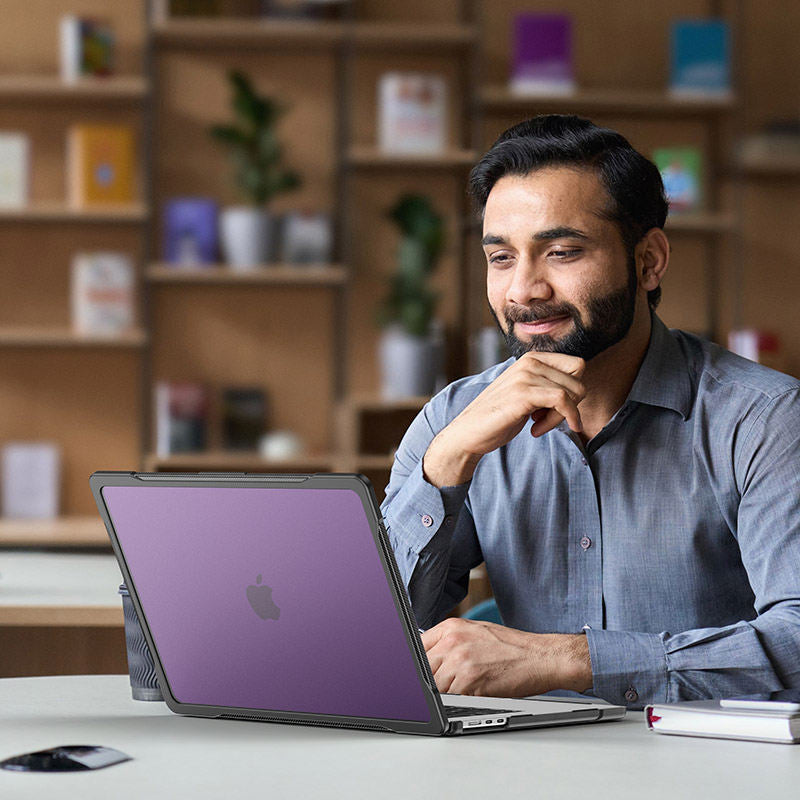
[377, 193, 445, 398]
[209, 70, 301, 269]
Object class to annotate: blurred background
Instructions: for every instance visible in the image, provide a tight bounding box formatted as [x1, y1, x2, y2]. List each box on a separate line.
[1, 0, 798, 678]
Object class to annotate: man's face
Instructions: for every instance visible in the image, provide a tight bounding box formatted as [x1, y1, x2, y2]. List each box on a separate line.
[482, 167, 639, 361]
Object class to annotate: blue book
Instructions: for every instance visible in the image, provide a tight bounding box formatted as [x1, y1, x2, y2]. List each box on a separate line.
[670, 19, 731, 96]
[163, 197, 219, 266]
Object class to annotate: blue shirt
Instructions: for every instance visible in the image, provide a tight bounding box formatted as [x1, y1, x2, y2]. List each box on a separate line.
[381, 315, 800, 708]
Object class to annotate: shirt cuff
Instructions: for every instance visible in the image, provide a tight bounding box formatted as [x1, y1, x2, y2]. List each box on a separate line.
[585, 629, 668, 708]
[381, 458, 470, 555]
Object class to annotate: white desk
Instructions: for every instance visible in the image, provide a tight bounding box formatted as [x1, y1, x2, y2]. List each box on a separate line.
[0, 675, 798, 799]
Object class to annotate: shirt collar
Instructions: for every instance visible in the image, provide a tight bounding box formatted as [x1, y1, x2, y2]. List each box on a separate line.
[626, 313, 692, 420]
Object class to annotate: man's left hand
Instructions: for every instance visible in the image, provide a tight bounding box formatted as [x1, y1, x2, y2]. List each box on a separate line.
[421, 617, 593, 697]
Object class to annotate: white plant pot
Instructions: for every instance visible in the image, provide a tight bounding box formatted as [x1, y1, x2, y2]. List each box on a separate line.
[220, 206, 273, 270]
[379, 325, 437, 399]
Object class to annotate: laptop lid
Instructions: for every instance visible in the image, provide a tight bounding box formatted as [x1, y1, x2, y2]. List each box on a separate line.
[91, 471, 447, 735]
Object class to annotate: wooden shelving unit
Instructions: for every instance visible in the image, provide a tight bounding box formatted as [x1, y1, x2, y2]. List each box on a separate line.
[0, 328, 147, 348]
[146, 263, 347, 286]
[0, 203, 149, 223]
[479, 86, 736, 116]
[347, 147, 478, 169]
[0, 75, 149, 102]
[143, 451, 337, 472]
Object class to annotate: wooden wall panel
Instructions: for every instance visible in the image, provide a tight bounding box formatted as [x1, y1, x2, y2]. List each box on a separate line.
[151, 285, 335, 453]
[0, 350, 141, 515]
[0, 225, 144, 327]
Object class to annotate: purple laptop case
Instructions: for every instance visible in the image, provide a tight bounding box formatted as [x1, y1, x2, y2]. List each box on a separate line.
[101, 485, 431, 722]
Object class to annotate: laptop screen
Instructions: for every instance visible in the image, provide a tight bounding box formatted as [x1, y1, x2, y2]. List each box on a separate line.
[101, 484, 432, 722]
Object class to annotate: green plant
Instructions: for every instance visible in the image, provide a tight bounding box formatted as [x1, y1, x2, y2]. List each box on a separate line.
[209, 70, 301, 206]
[378, 194, 444, 337]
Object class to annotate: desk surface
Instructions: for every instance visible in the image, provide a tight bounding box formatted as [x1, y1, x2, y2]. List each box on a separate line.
[0, 551, 122, 625]
[0, 675, 798, 799]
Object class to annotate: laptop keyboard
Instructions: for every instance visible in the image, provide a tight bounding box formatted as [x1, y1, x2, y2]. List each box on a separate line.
[443, 705, 515, 718]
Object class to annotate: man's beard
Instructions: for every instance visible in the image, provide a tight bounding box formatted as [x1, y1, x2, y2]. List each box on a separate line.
[490, 257, 638, 362]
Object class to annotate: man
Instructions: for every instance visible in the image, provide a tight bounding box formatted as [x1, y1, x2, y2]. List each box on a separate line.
[380, 115, 800, 709]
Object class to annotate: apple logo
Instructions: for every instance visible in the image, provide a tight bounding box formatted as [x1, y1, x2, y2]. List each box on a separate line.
[246, 574, 281, 621]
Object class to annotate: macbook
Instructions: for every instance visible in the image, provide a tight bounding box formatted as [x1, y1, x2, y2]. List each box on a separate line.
[91, 471, 624, 736]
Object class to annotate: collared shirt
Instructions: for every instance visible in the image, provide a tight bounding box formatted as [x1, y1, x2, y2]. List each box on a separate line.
[381, 314, 800, 708]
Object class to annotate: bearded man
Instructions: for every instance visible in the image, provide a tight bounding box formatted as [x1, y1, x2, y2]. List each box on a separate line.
[380, 115, 800, 709]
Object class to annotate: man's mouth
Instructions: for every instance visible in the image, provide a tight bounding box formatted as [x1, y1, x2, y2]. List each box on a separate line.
[514, 315, 571, 336]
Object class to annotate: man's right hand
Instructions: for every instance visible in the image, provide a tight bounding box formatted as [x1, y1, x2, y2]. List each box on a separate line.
[422, 352, 586, 488]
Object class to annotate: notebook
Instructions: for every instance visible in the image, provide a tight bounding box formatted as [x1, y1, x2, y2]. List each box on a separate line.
[91, 471, 624, 736]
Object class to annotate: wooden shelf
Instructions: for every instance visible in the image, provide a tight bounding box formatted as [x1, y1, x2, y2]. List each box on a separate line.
[147, 263, 348, 286]
[143, 451, 337, 472]
[0, 203, 149, 224]
[0, 75, 148, 102]
[665, 212, 736, 234]
[153, 17, 346, 48]
[347, 146, 478, 169]
[479, 86, 736, 116]
[153, 19, 474, 50]
[0, 328, 147, 348]
[0, 516, 109, 548]
[351, 22, 475, 50]
[344, 394, 430, 412]
[736, 153, 800, 177]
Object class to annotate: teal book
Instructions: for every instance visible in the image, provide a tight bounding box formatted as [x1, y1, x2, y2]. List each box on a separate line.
[670, 19, 731, 96]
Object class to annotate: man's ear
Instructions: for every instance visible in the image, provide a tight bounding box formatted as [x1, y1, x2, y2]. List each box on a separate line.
[636, 228, 670, 291]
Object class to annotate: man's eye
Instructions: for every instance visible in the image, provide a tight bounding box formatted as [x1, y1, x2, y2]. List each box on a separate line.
[549, 249, 581, 259]
[488, 253, 512, 265]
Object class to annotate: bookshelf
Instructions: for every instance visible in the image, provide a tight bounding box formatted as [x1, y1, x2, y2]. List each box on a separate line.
[10, 0, 795, 677]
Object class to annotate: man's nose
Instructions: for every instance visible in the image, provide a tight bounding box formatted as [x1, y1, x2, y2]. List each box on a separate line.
[506, 255, 552, 306]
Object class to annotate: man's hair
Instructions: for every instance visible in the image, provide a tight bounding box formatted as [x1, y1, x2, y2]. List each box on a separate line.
[468, 115, 668, 309]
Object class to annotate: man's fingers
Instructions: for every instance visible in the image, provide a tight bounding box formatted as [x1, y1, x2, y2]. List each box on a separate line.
[521, 351, 586, 378]
[519, 360, 585, 404]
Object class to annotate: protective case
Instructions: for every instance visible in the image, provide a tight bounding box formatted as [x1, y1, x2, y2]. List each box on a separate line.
[90, 470, 450, 736]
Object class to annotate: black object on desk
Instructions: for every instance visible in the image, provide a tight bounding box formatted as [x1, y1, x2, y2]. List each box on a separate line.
[1, 745, 132, 772]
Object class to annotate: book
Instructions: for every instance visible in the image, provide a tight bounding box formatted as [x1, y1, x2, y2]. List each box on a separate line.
[154, 382, 209, 457]
[0, 132, 29, 207]
[652, 147, 703, 212]
[222, 388, 267, 450]
[510, 13, 575, 96]
[67, 124, 135, 207]
[163, 198, 219, 266]
[1, 442, 60, 519]
[378, 73, 447, 155]
[60, 15, 115, 82]
[646, 699, 800, 744]
[670, 19, 731, 97]
[71, 252, 135, 336]
[281, 211, 332, 264]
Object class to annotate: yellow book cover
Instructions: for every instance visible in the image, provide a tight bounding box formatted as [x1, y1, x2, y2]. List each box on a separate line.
[67, 124, 135, 206]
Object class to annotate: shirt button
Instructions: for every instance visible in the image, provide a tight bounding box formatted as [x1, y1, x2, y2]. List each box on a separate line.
[580, 536, 592, 550]
[581, 457, 588, 466]
[421, 514, 433, 528]
[582, 624, 592, 630]
[624, 687, 639, 703]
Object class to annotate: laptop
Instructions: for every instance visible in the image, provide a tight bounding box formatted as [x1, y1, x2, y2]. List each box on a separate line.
[91, 471, 625, 736]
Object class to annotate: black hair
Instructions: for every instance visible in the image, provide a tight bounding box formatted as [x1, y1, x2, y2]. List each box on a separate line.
[469, 115, 668, 309]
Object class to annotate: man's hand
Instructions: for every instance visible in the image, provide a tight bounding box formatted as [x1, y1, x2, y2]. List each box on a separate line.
[421, 617, 592, 697]
[423, 352, 586, 488]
